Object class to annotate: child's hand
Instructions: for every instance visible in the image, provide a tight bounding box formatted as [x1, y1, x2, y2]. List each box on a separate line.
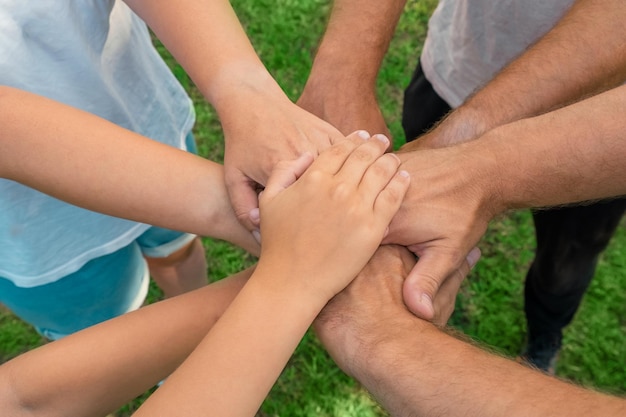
[256, 131, 410, 303]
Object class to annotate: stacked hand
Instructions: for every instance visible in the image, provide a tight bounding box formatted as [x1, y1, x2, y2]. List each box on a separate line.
[256, 131, 410, 302]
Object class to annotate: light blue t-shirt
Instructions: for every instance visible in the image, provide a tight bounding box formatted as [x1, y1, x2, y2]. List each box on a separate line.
[0, 0, 195, 287]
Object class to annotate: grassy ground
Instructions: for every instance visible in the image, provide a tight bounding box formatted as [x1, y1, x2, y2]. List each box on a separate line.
[1, 1, 624, 415]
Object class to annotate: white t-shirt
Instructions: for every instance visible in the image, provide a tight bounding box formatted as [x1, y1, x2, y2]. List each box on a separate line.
[421, 0, 575, 108]
[0, 0, 195, 287]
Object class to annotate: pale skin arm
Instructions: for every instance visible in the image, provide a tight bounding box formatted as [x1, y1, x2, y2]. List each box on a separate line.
[0, 268, 252, 417]
[133, 132, 410, 416]
[0, 86, 258, 254]
[386, 84, 626, 319]
[315, 245, 626, 417]
[298, 0, 408, 137]
[123, 0, 345, 231]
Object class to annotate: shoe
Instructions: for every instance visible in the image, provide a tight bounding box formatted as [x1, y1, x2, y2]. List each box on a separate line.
[518, 332, 562, 375]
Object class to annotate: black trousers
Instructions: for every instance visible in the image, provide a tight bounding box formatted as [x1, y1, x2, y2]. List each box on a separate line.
[402, 61, 626, 342]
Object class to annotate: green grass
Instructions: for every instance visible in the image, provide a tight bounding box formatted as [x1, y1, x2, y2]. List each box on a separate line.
[1, 0, 625, 415]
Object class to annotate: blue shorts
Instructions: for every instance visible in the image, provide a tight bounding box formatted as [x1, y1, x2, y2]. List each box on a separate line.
[0, 133, 199, 340]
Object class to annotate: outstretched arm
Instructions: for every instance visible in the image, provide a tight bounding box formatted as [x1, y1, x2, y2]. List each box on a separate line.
[123, 0, 345, 231]
[393, 0, 626, 317]
[0, 86, 258, 254]
[298, 0, 408, 137]
[0, 268, 252, 417]
[387, 84, 626, 319]
[406, 0, 626, 149]
[315, 245, 626, 417]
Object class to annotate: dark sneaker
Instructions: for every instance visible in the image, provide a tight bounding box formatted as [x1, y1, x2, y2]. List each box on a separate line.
[518, 332, 562, 375]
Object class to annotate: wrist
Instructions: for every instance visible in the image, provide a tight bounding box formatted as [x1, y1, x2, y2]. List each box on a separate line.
[252, 258, 331, 313]
[308, 42, 380, 91]
[440, 105, 493, 144]
[204, 62, 285, 110]
[349, 314, 434, 383]
[454, 131, 511, 218]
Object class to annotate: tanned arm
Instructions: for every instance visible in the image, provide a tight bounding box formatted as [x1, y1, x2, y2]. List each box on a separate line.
[406, 0, 626, 149]
[316, 245, 626, 417]
[298, 0, 408, 137]
[388, 84, 626, 318]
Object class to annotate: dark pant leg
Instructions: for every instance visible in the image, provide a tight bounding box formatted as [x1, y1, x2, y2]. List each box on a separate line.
[525, 199, 626, 345]
[402, 60, 451, 142]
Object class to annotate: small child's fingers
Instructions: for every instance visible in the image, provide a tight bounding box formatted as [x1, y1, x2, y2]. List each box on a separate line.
[310, 130, 370, 175]
[373, 169, 410, 223]
[334, 134, 390, 186]
[262, 153, 314, 202]
[357, 153, 402, 207]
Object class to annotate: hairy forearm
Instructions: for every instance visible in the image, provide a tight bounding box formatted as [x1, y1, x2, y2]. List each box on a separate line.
[0, 270, 251, 417]
[397, 84, 626, 231]
[311, 0, 407, 88]
[298, 0, 407, 135]
[358, 319, 626, 417]
[0, 86, 258, 253]
[415, 0, 626, 148]
[472, 84, 626, 212]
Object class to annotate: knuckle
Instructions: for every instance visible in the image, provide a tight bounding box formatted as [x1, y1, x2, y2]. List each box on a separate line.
[351, 146, 375, 162]
[330, 182, 354, 201]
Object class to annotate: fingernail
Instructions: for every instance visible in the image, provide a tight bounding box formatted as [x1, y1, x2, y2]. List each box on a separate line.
[398, 169, 410, 178]
[466, 247, 481, 269]
[249, 208, 260, 226]
[373, 134, 389, 146]
[252, 229, 261, 244]
[357, 130, 371, 139]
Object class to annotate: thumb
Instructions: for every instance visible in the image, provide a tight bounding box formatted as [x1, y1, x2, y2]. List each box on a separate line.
[226, 172, 262, 232]
[402, 249, 464, 321]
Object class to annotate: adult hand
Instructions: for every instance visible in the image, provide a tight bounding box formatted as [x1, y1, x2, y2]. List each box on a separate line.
[314, 244, 472, 378]
[382, 145, 491, 321]
[219, 81, 346, 232]
[257, 132, 410, 302]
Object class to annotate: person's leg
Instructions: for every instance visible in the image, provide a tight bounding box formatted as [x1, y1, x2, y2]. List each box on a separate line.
[144, 236, 208, 297]
[402, 60, 452, 142]
[138, 227, 208, 298]
[0, 243, 148, 340]
[523, 198, 626, 372]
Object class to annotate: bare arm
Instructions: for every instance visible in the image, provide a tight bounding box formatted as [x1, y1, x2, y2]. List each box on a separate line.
[394, 0, 626, 317]
[485, 86, 626, 210]
[298, 0, 408, 136]
[388, 84, 626, 319]
[407, 0, 626, 149]
[123, 0, 345, 231]
[0, 86, 258, 254]
[315, 245, 626, 417]
[0, 269, 252, 417]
